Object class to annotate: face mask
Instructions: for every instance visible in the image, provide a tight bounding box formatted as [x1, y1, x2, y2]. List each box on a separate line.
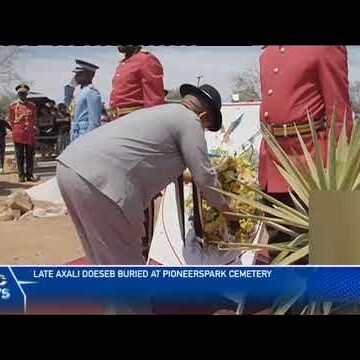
[199, 111, 215, 131]
[18, 92, 28, 102]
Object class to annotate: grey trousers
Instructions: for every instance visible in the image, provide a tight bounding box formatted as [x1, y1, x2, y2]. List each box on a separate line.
[56, 162, 145, 265]
[57, 162, 153, 314]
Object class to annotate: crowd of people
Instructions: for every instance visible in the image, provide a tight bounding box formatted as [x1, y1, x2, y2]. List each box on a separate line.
[56, 45, 354, 269]
[0, 46, 354, 271]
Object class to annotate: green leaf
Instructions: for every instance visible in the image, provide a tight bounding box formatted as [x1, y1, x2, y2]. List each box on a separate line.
[337, 163, 347, 188]
[307, 302, 317, 315]
[306, 111, 327, 190]
[288, 191, 308, 216]
[339, 119, 360, 189]
[294, 124, 321, 189]
[227, 212, 305, 237]
[258, 220, 299, 237]
[232, 178, 309, 222]
[336, 115, 349, 175]
[278, 245, 309, 265]
[211, 187, 309, 228]
[275, 165, 310, 207]
[261, 123, 311, 194]
[323, 302, 332, 315]
[290, 147, 320, 191]
[346, 116, 360, 158]
[213, 242, 298, 253]
[236, 211, 298, 225]
[271, 233, 308, 265]
[327, 107, 338, 190]
[274, 291, 304, 315]
[352, 171, 360, 190]
[336, 118, 349, 165]
[300, 305, 309, 315]
[270, 297, 284, 314]
[339, 143, 360, 190]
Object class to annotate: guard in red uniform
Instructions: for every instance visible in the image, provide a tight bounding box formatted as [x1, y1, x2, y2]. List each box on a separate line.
[259, 46, 353, 246]
[8, 84, 38, 182]
[108, 45, 165, 120]
[109, 45, 165, 260]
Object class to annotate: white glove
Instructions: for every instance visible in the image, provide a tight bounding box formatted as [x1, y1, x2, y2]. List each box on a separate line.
[182, 227, 242, 265]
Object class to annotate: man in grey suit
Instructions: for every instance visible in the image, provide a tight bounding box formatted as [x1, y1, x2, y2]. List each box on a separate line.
[57, 83, 236, 266]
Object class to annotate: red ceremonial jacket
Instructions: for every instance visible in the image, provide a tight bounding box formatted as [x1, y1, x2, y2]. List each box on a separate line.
[109, 49, 165, 110]
[259, 46, 353, 193]
[8, 100, 37, 146]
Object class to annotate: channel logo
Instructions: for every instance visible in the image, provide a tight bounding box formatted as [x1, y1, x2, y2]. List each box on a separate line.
[0, 274, 10, 300]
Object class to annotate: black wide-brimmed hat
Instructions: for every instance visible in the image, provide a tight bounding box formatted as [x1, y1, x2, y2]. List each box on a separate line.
[179, 83, 222, 132]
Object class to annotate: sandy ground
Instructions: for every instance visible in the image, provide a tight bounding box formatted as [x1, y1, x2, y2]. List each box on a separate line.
[0, 168, 85, 264]
[0, 216, 84, 264]
[0, 167, 161, 265]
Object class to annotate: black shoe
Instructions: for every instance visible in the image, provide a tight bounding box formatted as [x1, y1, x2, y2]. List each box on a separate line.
[19, 175, 26, 183]
[26, 175, 37, 182]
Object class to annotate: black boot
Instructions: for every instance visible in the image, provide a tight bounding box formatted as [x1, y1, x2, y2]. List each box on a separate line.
[26, 174, 37, 182]
[19, 175, 26, 183]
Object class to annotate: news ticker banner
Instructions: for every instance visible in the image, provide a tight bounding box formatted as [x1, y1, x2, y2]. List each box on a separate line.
[1, 266, 360, 313]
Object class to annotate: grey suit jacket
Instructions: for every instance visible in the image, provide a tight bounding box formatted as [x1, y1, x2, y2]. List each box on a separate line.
[58, 103, 227, 227]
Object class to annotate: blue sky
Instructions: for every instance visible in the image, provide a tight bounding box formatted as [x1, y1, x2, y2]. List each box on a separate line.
[18, 46, 360, 104]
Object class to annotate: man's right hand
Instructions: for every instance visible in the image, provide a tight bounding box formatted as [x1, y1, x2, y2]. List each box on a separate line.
[220, 203, 239, 223]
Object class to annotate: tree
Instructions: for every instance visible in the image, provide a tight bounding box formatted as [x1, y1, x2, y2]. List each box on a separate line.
[0, 93, 17, 118]
[0, 46, 25, 117]
[232, 65, 261, 102]
[165, 87, 182, 102]
[233, 66, 360, 115]
[0, 46, 20, 116]
[0, 46, 21, 94]
[350, 80, 360, 116]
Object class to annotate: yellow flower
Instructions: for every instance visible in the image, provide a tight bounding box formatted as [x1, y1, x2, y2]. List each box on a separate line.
[185, 148, 260, 247]
[240, 219, 255, 233]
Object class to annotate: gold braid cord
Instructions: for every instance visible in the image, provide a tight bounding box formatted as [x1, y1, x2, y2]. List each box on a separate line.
[68, 97, 77, 118]
[14, 103, 31, 124]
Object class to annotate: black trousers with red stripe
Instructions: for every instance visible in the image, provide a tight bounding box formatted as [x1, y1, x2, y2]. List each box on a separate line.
[14, 143, 35, 178]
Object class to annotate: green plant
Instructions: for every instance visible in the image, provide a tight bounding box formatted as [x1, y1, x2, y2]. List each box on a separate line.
[211, 109, 358, 265]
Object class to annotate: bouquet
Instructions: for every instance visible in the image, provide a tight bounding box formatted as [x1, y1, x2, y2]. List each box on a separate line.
[185, 148, 262, 249]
